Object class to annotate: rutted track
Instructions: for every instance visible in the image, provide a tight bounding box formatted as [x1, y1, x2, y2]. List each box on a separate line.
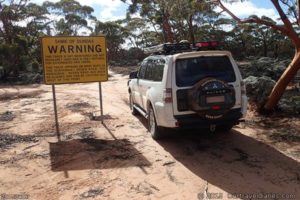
[0, 72, 299, 200]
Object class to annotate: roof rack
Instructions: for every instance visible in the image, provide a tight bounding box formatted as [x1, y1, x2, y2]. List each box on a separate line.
[144, 42, 191, 55]
[144, 41, 220, 55]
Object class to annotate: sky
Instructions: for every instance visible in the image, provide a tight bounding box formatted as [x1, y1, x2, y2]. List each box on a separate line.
[219, 0, 278, 20]
[29, 0, 279, 22]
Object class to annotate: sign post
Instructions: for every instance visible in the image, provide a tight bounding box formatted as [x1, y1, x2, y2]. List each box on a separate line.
[41, 36, 108, 136]
[52, 84, 60, 140]
[99, 82, 104, 124]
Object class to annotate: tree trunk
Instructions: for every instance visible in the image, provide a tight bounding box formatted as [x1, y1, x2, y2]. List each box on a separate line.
[240, 38, 246, 57]
[162, 9, 174, 43]
[274, 43, 279, 58]
[264, 51, 300, 110]
[188, 15, 195, 44]
[263, 39, 267, 57]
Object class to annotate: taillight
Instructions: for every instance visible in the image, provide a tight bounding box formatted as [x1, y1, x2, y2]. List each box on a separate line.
[194, 41, 219, 48]
[241, 80, 246, 95]
[163, 88, 173, 103]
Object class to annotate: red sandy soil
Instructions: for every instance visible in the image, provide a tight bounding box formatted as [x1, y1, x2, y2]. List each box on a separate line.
[0, 71, 299, 200]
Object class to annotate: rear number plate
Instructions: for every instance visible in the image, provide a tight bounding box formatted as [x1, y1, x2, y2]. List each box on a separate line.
[206, 96, 225, 103]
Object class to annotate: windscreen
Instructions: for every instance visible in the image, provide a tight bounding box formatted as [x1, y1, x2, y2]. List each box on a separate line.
[176, 56, 236, 87]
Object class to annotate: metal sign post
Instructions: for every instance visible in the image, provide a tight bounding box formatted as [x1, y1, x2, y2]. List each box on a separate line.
[99, 82, 104, 124]
[52, 84, 60, 141]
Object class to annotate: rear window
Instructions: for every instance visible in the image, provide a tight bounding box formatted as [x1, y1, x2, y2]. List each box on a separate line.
[176, 56, 236, 87]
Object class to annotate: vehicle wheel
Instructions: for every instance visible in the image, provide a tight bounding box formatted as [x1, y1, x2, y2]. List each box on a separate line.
[217, 124, 234, 132]
[129, 93, 138, 115]
[148, 106, 163, 140]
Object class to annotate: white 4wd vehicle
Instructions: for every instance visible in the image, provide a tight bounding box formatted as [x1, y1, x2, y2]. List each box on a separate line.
[128, 42, 247, 139]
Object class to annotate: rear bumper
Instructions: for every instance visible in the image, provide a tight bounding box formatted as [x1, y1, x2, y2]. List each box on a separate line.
[174, 108, 243, 128]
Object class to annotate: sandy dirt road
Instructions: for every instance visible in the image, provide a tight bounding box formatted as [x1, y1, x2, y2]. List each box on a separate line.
[0, 72, 300, 200]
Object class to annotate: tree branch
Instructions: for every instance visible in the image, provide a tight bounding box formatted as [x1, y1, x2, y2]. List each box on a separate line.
[213, 0, 289, 35]
[279, 0, 298, 24]
[242, 17, 288, 35]
[271, 0, 300, 46]
[298, 0, 300, 25]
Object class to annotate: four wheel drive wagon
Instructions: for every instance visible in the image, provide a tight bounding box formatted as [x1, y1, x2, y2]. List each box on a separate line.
[128, 42, 247, 139]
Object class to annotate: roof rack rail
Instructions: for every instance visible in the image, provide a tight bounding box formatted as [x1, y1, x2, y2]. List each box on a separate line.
[144, 41, 220, 55]
[144, 42, 191, 55]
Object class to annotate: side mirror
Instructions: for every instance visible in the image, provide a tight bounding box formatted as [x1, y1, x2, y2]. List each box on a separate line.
[129, 71, 138, 79]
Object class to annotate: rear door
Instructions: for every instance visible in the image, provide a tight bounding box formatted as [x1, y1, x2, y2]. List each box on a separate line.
[172, 52, 241, 115]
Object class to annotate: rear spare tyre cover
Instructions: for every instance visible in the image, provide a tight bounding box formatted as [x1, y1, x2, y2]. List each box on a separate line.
[188, 78, 235, 117]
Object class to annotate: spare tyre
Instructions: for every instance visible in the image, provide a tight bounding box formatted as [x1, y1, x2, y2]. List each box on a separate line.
[188, 77, 235, 117]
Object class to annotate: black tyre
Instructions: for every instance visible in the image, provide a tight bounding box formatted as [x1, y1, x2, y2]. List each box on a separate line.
[148, 106, 163, 140]
[129, 93, 138, 115]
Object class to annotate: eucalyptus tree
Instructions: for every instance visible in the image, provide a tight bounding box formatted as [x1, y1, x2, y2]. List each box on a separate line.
[193, 12, 233, 46]
[214, 0, 300, 110]
[0, 0, 49, 78]
[43, 0, 96, 35]
[169, 0, 215, 43]
[123, 17, 162, 48]
[24, 3, 51, 60]
[124, 17, 149, 48]
[94, 21, 129, 60]
[122, 0, 175, 42]
[123, 0, 217, 43]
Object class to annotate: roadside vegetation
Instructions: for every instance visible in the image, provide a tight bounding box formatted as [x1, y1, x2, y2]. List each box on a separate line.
[1, 2, 300, 197]
[0, 0, 299, 111]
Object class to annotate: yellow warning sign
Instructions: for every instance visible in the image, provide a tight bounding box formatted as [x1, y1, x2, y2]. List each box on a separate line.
[41, 36, 108, 84]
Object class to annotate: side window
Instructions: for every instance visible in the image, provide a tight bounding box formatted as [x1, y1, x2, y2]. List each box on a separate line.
[141, 58, 165, 81]
[152, 59, 165, 81]
[138, 61, 147, 79]
[144, 60, 154, 80]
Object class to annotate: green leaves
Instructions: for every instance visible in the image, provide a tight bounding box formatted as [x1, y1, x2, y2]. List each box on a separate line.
[43, 0, 95, 36]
